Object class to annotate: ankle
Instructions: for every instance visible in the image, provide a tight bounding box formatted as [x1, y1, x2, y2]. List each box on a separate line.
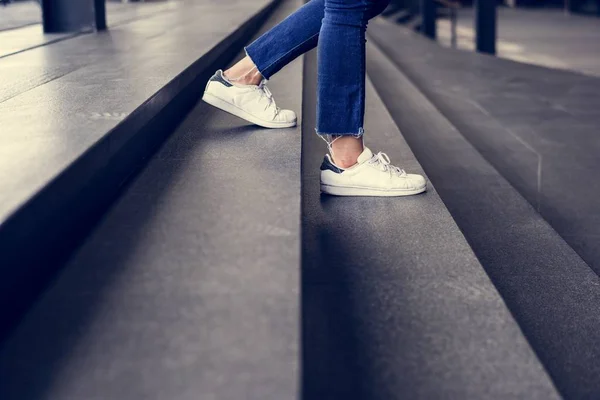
[223, 69, 262, 86]
[333, 157, 358, 169]
[223, 56, 264, 86]
[330, 136, 364, 168]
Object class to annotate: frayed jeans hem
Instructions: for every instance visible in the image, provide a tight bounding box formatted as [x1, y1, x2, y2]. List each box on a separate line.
[315, 127, 364, 139]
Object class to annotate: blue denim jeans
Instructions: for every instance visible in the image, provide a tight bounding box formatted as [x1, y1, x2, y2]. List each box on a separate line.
[245, 0, 391, 137]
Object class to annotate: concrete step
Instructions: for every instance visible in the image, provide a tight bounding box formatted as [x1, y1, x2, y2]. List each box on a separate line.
[301, 46, 559, 399]
[0, 1, 40, 32]
[0, 1, 179, 59]
[367, 17, 600, 399]
[0, 1, 301, 399]
[0, 0, 279, 338]
[370, 17, 600, 276]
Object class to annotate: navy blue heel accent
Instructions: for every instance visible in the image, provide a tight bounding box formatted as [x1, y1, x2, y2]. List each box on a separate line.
[210, 70, 233, 87]
[320, 157, 344, 174]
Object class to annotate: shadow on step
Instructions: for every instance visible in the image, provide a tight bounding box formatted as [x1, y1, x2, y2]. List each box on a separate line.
[300, 48, 402, 400]
[303, 195, 416, 400]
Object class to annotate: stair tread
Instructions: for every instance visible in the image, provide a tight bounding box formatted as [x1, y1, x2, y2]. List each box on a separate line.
[0, 0, 272, 225]
[0, 2, 300, 400]
[0, 0, 277, 334]
[0, 1, 181, 59]
[367, 21, 600, 398]
[301, 46, 559, 399]
[370, 18, 600, 276]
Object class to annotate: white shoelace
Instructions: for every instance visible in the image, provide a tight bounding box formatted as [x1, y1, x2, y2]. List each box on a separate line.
[225, 66, 281, 116]
[369, 152, 407, 176]
[255, 82, 281, 115]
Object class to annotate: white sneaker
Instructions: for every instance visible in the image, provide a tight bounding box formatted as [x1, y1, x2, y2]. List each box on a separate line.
[320, 147, 427, 196]
[202, 69, 297, 128]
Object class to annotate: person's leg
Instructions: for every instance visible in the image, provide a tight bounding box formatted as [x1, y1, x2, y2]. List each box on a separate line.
[204, 0, 389, 129]
[204, 0, 331, 128]
[318, 0, 396, 168]
[233, 0, 325, 83]
[316, 0, 426, 196]
[226, 0, 391, 84]
[317, 0, 375, 167]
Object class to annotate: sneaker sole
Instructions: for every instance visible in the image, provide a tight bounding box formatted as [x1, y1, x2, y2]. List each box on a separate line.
[202, 92, 297, 129]
[320, 183, 427, 197]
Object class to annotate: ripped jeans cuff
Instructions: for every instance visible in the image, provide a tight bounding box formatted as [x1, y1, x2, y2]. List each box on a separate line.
[315, 128, 364, 155]
[315, 127, 364, 142]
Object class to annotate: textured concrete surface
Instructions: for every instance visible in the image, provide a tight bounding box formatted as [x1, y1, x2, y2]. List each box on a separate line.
[370, 19, 600, 279]
[367, 27, 600, 398]
[0, 1, 40, 32]
[0, 24, 73, 58]
[0, 1, 301, 399]
[436, 7, 600, 77]
[0, 0, 276, 340]
[0, 0, 271, 227]
[302, 49, 558, 399]
[0, 1, 179, 59]
[0, 0, 179, 32]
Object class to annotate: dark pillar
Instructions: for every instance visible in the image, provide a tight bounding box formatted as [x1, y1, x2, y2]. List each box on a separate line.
[475, 0, 496, 54]
[408, 0, 420, 17]
[450, 7, 457, 48]
[41, 0, 96, 33]
[421, 0, 436, 39]
[95, 0, 107, 31]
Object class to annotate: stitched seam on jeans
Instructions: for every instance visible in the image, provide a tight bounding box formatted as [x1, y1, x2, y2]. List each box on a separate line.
[261, 32, 320, 76]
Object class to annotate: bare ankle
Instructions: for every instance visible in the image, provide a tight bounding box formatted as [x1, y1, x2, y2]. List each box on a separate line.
[330, 136, 364, 168]
[224, 56, 263, 86]
[333, 157, 359, 169]
[223, 70, 261, 86]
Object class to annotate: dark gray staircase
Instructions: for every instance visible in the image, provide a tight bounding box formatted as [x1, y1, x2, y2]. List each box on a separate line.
[0, 1, 299, 399]
[0, 0, 279, 338]
[367, 17, 600, 399]
[0, 1, 596, 399]
[302, 48, 558, 399]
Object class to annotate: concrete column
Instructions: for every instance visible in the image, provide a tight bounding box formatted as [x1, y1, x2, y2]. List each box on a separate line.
[95, 0, 107, 31]
[42, 0, 104, 33]
[475, 0, 496, 54]
[421, 0, 436, 39]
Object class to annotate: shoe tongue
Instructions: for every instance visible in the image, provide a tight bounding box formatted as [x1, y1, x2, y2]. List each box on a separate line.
[357, 147, 374, 164]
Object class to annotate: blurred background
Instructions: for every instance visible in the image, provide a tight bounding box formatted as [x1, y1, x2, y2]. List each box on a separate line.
[2, 0, 598, 75]
[383, 0, 600, 76]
